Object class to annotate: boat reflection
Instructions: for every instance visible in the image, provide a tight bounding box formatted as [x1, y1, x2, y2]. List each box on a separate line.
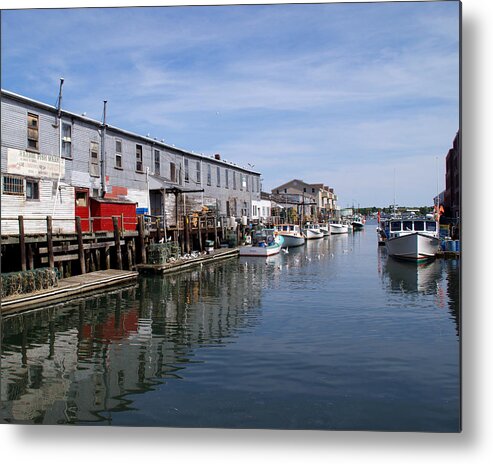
[382, 255, 442, 295]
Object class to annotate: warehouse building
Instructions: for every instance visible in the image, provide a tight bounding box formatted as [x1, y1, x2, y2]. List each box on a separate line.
[1, 89, 261, 234]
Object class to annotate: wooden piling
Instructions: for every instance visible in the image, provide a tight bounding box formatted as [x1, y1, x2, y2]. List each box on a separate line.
[105, 244, 111, 270]
[214, 215, 218, 248]
[156, 218, 162, 243]
[27, 243, 34, 270]
[75, 216, 86, 274]
[113, 216, 123, 270]
[46, 216, 55, 269]
[138, 215, 147, 264]
[18, 216, 27, 271]
[197, 216, 203, 251]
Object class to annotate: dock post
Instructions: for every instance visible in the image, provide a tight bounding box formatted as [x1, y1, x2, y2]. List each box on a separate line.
[18, 215, 27, 271]
[214, 215, 218, 248]
[184, 215, 190, 254]
[27, 243, 34, 270]
[138, 215, 147, 264]
[197, 216, 203, 251]
[156, 218, 162, 243]
[46, 216, 55, 269]
[76, 216, 86, 274]
[105, 244, 111, 269]
[113, 216, 123, 270]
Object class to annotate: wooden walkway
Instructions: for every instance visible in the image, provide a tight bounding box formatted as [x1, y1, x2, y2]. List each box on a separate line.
[136, 247, 239, 275]
[1, 269, 138, 315]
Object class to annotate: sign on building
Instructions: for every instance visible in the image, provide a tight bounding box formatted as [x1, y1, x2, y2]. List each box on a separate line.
[7, 148, 65, 179]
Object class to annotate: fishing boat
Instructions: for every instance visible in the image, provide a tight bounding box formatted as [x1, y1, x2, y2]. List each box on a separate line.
[384, 218, 440, 261]
[302, 223, 324, 240]
[239, 228, 284, 257]
[351, 215, 365, 230]
[274, 224, 305, 247]
[329, 221, 349, 234]
[318, 224, 330, 236]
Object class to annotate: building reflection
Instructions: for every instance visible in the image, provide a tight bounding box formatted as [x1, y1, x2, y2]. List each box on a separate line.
[0, 259, 265, 424]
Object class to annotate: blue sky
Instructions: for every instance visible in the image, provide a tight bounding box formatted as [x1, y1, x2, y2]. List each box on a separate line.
[1, 1, 459, 207]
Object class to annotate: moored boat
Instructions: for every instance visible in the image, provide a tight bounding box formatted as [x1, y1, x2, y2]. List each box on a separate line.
[302, 223, 324, 240]
[329, 222, 349, 234]
[318, 224, 330, 236]
[274, 224, 305, 247]
[351, 216, 365, 230]
[239, 228, 284, 257]
[384, 218, 440, 261]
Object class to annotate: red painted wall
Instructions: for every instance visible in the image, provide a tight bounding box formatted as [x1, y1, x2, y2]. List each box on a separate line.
[90, 198, 137, 232]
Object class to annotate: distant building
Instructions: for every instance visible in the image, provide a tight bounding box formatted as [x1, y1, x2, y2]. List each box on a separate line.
[271, 179, 338, 221]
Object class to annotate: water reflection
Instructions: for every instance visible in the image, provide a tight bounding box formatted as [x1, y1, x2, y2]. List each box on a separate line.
[0, 260, 265, 424]
[0, 229, 460, 429]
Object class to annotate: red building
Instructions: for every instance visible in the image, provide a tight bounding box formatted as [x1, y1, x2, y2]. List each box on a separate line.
[444, 131, 460, 220]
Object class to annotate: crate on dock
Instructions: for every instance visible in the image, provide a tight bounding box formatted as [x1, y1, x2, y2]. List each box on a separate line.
[148, 242, 181, 264]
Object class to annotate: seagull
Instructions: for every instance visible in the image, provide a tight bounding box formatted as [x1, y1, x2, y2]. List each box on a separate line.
[282, 247, 289, 254]
[159, 237, 165, 243]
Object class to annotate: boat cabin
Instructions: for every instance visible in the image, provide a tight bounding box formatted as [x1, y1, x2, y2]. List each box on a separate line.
[385, 219, 437, 239]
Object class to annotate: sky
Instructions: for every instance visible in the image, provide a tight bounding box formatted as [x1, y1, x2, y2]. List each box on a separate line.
[1, 0, 460, 208]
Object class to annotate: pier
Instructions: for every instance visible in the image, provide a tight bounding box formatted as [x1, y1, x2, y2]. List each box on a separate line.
[1, 269, 138, 315]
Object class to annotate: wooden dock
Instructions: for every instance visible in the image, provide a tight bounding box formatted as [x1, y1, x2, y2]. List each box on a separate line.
[1, 269, 138, 315]
[136, 247, 239, 275]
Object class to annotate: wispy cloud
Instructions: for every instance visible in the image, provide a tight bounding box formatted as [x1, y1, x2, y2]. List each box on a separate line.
[1, 2, 459, 206]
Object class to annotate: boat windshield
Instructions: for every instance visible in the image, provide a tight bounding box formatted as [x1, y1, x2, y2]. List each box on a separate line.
[390, 221, 401, 231]
[426, 221, 437, 231]
[402, 221, 413, 231]
[414, 221, 425, 231]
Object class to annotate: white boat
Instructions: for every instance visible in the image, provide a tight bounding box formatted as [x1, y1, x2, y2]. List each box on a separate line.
[274, 224, 305, 247]
[329, 222, 349, 234]
[318, 224, 330, 236]
[239, 228, 284, 256]
[384, 218, 440, 261]
[302, 223, 324, 240]
[351, 216, 365, 230]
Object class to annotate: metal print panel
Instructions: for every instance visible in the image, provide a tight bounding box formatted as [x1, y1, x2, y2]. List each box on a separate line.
[0, 0, 460, 431]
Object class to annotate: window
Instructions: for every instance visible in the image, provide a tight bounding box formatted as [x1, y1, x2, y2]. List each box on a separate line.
[207, 165, 211, 186]
[414, 221, 424, 231]
[27, 113, 39, 150]
[76, 191, 88, 207]
[403, 221, 413, 231]
[89, 141, 100, 177]
[61, 123, 72, 158]
[246, 175, 249, 192]
[426, 221, 437, 232]
[196, 161, 201, 183]
[154, 149, 160, 176]
[115, 139, 122, 168]
[26, 179, 40, 200]
[184, 159, 189, 182]
[240, 174, 244, 191]
[303, 187, 306, 193]
[217, 167, 221, 187]
[257, 177, 260, 192]
[284, 188, 287, 193]
[390, 221, 401, 231]
[136, 145, 143, 172]
[233, 172, 237, 190]
[2, 175, 24, 195]
[225, 169, 229, 189]
[170, 162, 176, 183]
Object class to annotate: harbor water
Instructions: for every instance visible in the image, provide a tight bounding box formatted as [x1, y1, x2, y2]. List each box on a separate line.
[0, 221, 460, 431]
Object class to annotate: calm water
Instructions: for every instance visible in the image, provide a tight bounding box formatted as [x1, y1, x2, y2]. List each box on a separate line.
[0, 221, 460, 431]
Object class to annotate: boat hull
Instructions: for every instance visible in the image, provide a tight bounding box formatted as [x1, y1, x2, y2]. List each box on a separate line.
[385, 233, 440, 261]
[330, 224, 348, 234]
[319, 226, 330, 236]
[304, 229, 324, 240]
[239, 243, 282, 257]
[352, 222, 364, 230]
[278, 234, 305, 247]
